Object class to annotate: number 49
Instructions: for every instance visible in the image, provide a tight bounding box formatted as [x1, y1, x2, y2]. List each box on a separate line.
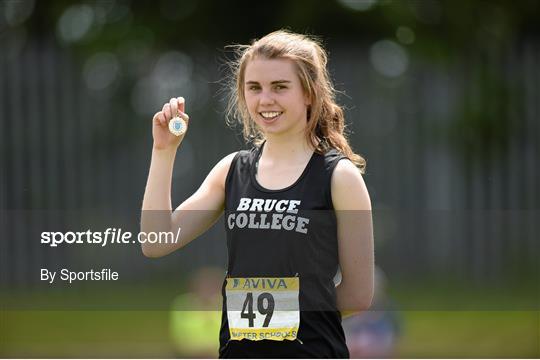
[240, 292, 275, 327]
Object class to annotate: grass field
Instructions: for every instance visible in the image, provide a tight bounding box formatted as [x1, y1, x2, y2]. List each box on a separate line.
[1, 282, 538, 357]
[395, 311, 539, 358]
[1, 310, 538, 357]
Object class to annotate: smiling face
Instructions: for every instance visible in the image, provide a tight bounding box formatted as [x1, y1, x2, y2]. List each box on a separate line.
[243, 57, 311, 137]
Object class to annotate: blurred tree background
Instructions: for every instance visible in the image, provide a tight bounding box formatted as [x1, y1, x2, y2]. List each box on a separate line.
[0, 0, 539, 357]
[1, 0, 538, 209]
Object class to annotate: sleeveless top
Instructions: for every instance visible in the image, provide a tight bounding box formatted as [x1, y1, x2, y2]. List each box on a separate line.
[219, 143, 350, 358]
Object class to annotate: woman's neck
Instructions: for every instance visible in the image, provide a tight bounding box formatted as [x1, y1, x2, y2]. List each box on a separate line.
[262, 132, 314, 162]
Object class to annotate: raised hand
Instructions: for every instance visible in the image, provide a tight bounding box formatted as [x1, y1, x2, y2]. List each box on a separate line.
[152, 97, 190, 150]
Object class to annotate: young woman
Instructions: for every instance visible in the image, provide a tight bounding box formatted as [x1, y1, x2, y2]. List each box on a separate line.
[141, 30, 374, 358]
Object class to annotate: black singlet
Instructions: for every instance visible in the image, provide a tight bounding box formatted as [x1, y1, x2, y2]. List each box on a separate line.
[219, 143, 350, 358]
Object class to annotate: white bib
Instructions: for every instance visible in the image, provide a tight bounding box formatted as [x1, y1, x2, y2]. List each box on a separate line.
[226, 277, 300, 341]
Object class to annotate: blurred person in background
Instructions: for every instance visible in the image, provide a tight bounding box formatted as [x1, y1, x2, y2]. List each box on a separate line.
[141, 30, 374, 358]
[342, 267, 401, 358]
[170, 267, 223, 358]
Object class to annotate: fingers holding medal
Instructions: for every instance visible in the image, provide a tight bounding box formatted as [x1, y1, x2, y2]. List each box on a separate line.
[167, 97, 189, 136]
[166, 97, 189, 137]
[152, 97, 190, 150]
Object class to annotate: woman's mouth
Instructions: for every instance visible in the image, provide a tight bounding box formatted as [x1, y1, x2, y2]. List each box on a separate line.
[259, 111, 283, 124]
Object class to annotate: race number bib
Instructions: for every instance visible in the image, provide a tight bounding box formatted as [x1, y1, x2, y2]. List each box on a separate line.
[226, 277, 300, 341]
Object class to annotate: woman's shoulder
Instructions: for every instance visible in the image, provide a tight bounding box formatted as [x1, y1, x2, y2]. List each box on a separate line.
[216, 146, 259, 187]
[215, 151, 240, 169]
[229, 145, 259, 166]
[320, 147, 350, 172]
[330, 154, 370, 210]
[205, 152, 240, 188]
[215, 145, 257, 169]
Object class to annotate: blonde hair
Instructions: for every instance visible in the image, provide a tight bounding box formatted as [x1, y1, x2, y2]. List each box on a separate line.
[226, 30, 366, 172]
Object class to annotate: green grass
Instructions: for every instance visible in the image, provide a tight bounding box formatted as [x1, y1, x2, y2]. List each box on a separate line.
[395, 311, 539, 358]
[0, 311, 173, 357]
[1, 282, 538, 357]
[2, 310, 537, 357]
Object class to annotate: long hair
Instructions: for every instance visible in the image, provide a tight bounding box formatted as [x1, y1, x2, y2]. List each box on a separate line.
[225, 30, 366, 172]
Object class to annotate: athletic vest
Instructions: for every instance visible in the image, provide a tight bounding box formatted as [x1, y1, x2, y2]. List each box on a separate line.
[219, 143, 350, 358]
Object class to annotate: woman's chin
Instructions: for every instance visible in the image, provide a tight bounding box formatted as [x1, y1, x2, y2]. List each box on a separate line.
[256, 120, 282, 133]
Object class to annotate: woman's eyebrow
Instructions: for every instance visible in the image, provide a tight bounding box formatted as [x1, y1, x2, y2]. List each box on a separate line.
[245, 80, 292, 85]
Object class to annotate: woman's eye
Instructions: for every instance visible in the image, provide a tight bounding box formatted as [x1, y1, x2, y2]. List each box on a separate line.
[248, 86, 260, 91]
[275, 85, 286, 90]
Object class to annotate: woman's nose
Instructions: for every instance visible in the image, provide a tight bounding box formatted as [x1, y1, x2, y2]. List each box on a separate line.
[259, 90, 275, 105]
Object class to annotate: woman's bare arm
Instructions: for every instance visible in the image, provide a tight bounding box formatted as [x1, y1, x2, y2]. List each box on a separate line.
[140, 96, 235, 257]
[331, 159, 375, 317]
[141, 151, 236, 258]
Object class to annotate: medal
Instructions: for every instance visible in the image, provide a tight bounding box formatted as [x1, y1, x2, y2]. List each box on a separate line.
[168, 116, 187, 136]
